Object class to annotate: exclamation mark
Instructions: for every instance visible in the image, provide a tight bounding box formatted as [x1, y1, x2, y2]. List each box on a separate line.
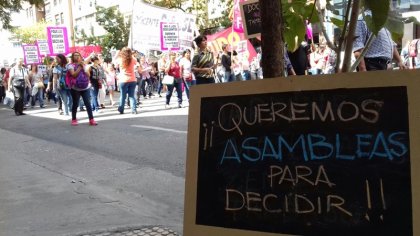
[380, 178, 386, 221]
[365, 180, 372, 221]
[203, 123, 208, 150]
[209, 121, 215, 148]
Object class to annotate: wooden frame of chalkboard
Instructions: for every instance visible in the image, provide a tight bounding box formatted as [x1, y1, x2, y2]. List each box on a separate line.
[239, 0, 261, 39]
[184, 70, 420, 236]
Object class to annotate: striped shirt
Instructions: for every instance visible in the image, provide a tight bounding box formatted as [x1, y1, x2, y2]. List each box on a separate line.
[191, 49, 214, 78]
[353, 12, 395, 60]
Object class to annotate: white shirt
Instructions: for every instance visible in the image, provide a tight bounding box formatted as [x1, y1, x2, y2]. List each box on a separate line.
[179, 57, 192, 79]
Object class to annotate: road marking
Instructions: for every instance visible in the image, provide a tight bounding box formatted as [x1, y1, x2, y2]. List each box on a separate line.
[131, 125, 187, 134]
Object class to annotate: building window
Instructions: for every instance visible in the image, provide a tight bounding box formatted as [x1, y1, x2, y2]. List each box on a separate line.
[60, 13, 64, 24]
[45, 3, 50, 15]
[89, 0, 93, 7]
[53, 0, 57, 6]
[55, 14, 60, 25]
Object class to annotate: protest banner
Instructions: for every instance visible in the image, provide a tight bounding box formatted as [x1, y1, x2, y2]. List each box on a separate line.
[69, 46, 102, 58]
[160, 22, 180, 51]
[47, 26, 69, 55]
[131, 0, 196, 52]
[184, 69, 420, 236]
[36, 39, 50, 56]
[207, 27, 257, 62]
[22, 44, 41, 65]
[240, 0, 261, 39]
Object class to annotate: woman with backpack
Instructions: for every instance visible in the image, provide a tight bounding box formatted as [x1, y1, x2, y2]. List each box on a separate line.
[53, 54, 72, 116]
[68, 52, 97, 126]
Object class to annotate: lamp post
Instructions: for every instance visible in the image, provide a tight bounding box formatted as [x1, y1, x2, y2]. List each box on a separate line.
[68, 0, 75, 47]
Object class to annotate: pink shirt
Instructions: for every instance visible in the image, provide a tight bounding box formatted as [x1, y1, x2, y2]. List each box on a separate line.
[117, 58, 136, 83]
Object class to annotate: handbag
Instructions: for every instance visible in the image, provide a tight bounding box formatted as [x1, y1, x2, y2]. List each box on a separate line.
[162, 75, 174, 85]
[12, 79, 25, 88]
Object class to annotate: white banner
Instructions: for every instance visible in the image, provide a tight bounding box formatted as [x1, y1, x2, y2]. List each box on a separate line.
[22, 45, 41, 65]
[131, 1, 196, 52]
[37, 39, 50, 56]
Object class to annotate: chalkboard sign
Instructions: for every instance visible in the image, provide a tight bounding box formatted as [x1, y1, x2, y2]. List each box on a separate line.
[240, 0, 261, 39]
[184, 70, 420, 236]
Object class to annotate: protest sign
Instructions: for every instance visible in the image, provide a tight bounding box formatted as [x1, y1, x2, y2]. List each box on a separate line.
[22, 44, 41, 64]
[207, 27, 257, 62]
[47, 27, 69, 55]
[184, 69, 420, 236]
[240, 0, 261, 39]
[37, 39, 50, 56]
[131, 0, 196, 52]
[160, 22, 180, 51]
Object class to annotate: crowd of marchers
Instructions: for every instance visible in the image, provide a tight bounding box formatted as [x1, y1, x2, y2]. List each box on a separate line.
[0, 17, 419, 124]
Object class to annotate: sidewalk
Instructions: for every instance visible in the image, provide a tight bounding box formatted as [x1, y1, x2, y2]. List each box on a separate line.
[70, 226, 179, 236]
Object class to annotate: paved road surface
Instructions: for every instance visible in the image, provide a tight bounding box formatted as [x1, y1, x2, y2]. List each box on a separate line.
[0, 95, 189, 236]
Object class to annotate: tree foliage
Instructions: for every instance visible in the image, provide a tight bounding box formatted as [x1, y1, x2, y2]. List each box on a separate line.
[143, 0, 232, 33]
[75, 6, 131, 59]
[11, 20, 49, 44]
[0, 0, 44, 29]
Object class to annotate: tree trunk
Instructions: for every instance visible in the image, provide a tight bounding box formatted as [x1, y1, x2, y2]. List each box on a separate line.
[260, 0, 284, 78]
[341, 0, 360, 72]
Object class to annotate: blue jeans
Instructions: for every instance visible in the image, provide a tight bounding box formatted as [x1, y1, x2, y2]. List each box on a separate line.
[223, 71, 233, 83]
[118, 81, 137, 114]
[241, 70, 251, 81]
[57, 88, 73, 115]
[31, 89, 44, 107]
[90, 86, 99, 111]
[71, 89, 94, 120]
[183, 79, 196, 100]
[166, 80, 183, 105]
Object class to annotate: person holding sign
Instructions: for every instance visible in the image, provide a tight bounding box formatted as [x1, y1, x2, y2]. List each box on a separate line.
[8, 58, 31, 116]
[191, 35, 215, 84]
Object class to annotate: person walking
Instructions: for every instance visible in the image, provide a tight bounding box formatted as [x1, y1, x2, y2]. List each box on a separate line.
[8, 58, 31, 116]
[29, 65, 45, 108]
[88, 56, 101, 113]
[191, 35, 215, 84]
[105, 63, 116, 106]
[0, 68, 6, 103]
[53, 54, 72, 116]
[179, 49, 194, 100]
[114, 47, 138, 115]
[353, 10, 406, 71]
[165, 52, 183, 109]
[68, 52, 97, 126]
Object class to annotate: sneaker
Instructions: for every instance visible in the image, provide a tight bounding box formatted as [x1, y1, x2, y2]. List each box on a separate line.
[71, 119, 78, 126]
[80, 107, 85, 111]
[89, 119, 98, 126]
[100, 104, 105, 109]
[165, 104, 171, 109]
[59, 109, 64, 115]
[131, 110, 138, 115]
[178, 104, 183, 108]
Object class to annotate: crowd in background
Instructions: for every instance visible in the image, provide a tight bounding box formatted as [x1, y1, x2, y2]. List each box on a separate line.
[0, 31, 419, 121]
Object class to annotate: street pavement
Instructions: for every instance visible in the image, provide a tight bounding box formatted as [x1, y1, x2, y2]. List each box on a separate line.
[0, 93, 189, 236]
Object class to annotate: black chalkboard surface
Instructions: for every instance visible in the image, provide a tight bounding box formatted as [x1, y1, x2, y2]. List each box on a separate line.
[240, 0, 261, 38]
[195, 86, 412, 235]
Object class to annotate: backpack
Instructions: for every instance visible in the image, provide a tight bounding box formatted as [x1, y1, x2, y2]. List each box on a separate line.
[57, 66, 69, 90]
[409, 40, 419, 57]
[66, 63, 89, 89]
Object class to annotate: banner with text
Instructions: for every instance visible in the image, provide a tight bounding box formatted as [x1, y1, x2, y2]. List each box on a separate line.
[22, 44, 41, 65]
[207, 27, 257, 62]
[47, 27, 69, 55]
[160, 22, 180, 51]
[36, 39, 50, 56]
[131, 0, 196, 52]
